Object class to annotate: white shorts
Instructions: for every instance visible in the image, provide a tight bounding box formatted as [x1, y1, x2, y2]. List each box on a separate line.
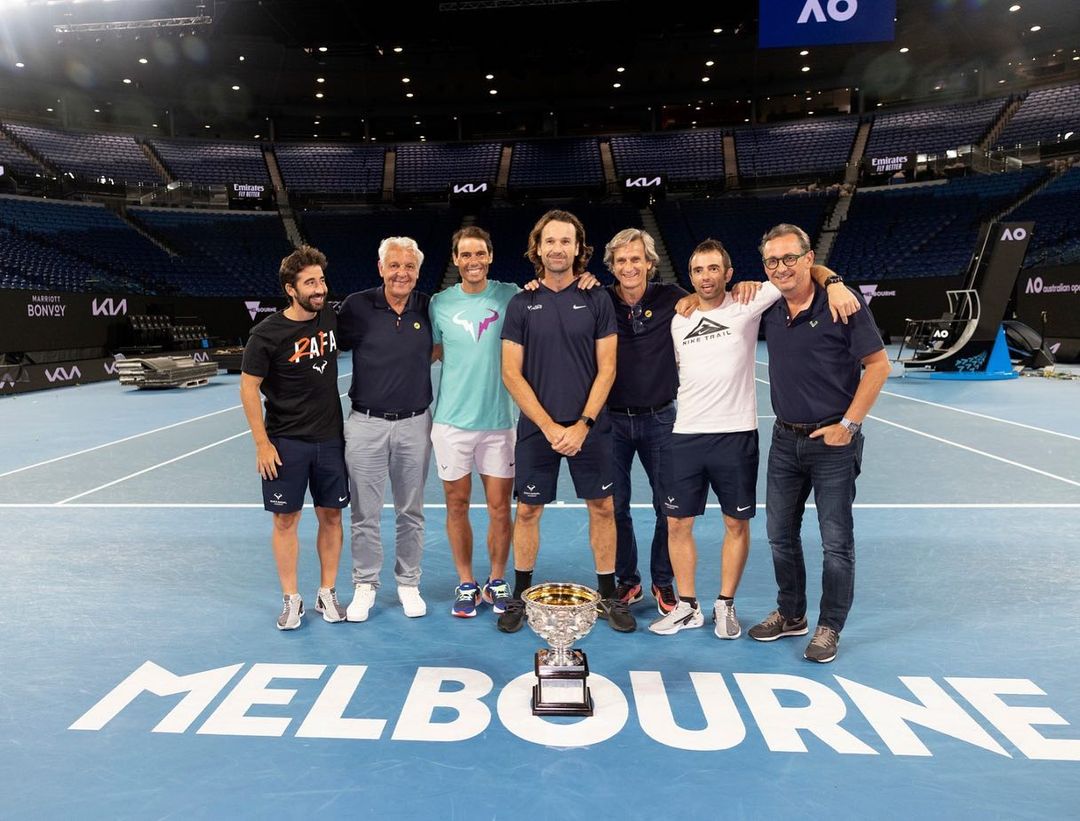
[430, 422, 516, 482]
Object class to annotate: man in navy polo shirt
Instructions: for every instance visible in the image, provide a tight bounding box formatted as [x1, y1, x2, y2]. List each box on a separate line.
[498, 209, 635, 634]
[749, 223, 890, 663]
[602, 228, 686, 616]
[337, 236, 433, 623]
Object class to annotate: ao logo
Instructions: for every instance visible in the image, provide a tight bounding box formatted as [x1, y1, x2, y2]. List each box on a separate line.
[932, 328, 950, 339]
[1001, 227, 1027, 241]
[1025, 277, 1043, 294]
[798, 0, 858, 24]
[625, 177, 662, 188]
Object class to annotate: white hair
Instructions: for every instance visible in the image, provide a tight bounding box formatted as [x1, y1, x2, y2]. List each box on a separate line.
[378, 236, 424, 269]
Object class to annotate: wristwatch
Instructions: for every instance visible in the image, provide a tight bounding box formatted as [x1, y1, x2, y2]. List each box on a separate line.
[824, 274, 845, 287]
[839, 417, 861, 436]
[579, 415, 595, 428]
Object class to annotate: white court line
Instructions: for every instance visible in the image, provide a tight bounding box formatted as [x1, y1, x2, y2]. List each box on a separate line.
[3, 502, 1078, 510]
[0, 372, 352, 480]
[754, 377, 1080, 489]
[55, 431, 251, 504]
[755, 358, 1080, 442]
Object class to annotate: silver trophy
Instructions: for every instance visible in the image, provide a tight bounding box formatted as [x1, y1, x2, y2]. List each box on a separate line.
[522, 582, 600, 716]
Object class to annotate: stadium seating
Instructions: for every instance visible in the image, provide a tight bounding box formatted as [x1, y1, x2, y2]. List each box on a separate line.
[609, 130, 725, 185]
[866, 97, 1009, 157]
[734, 117, 857, 181]
[395, 142, 501, 194]
[828, 167, 1048, 280]
[0, 133, 47, 178]
[275, 142, 386, 194]
[996, 83, 1080, 149]
[3, 123, 161, 184]
[508, 139, 603, 190]
[1009, 166, 1080, 268]
[149, 138, 271, 186]
[129, 208, 291, 295]
[0, 195, 172, 292]
[654, 194, 836, 286]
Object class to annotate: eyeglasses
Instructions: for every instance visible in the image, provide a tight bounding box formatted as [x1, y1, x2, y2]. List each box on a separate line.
[762, 250, 810, 270]
[629, 303, 645, 334]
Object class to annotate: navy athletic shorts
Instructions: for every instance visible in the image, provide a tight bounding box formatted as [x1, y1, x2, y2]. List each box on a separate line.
[514, 416, 614, 505]
[262, 436, 350, 513]
[662, 430, 758, 519]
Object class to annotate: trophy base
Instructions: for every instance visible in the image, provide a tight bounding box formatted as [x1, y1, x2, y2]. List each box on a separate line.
[531, 684, 594, 717]
[531, 648, 593, 717]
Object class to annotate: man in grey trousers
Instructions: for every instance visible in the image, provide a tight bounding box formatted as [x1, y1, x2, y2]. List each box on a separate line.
[337, 236, 433, 621]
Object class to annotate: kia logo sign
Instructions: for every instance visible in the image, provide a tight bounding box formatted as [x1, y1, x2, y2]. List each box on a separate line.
[451, 183, 488, 194]
[45, 365, 82, 383]
[91, 298, 127, 316]
[625, 177, 663, 188]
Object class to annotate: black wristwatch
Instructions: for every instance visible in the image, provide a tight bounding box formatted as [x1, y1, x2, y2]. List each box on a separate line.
[824, 274, 845, 287]
[579, 415, 595, 428]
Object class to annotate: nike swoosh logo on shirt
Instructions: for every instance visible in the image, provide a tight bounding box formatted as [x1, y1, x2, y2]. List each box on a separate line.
[602, 482, 613, 490]
[737, 505, 752, 512]
[339, 496, 348, 502]
[573, 305, 587, 310]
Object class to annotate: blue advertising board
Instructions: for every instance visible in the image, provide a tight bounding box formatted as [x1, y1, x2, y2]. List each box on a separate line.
[759, 0, 896, 48]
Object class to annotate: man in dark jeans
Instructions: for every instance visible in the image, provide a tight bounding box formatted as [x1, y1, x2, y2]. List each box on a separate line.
[749, 223, 890, 663]
[601, 228, 685, 615]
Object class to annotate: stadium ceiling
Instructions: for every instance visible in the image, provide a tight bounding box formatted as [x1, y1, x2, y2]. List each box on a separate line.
[1, 0, 1078, 141]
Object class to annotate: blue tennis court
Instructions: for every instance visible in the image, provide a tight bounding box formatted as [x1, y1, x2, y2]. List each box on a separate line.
[1, 349, 1078, 820]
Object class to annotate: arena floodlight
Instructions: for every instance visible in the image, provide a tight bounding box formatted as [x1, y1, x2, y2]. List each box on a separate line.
[55, 15, 211, 34]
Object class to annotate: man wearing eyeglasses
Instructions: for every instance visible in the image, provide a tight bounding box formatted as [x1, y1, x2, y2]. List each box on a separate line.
[650, 239, 858, 639]
[602, 228, 687, 616]
[748, 223, 890, 664]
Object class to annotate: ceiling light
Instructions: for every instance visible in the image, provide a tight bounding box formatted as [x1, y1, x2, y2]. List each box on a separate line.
[316, 77, 325, 83]
[808, 111, 814, 115]
[393, 46, 403, 53]
[613, 82, 621, 88]
[253, 134, 260, 139]
[489, 88, 498, 95]
[1009, 4, 1021, 10]
[713, 28, 722, 33]
[998, 79, 1007, 83]
[93, 108, 100, 113]
[204, 124, 211, 129]
[899, 47, 909, 53]
[14, 62, 24, 68]
[153, 123, 159, 128]
[1029, 25, 1040, 31]
[617, 66, 625, 72]
[318, 46, 328, 52]
[46, 107, 53, 112]
[138, 57, 148, 64]
[313, 134, 318, 137]
[239, 56, 245, 62]
[705, 60, 714, 67]
[231, 85, 240, 91]
[801, 66, 810, 72]
[122, 78, 132, 84]
[701, 76, 710, 82]
[799, 50, 809, 56]
[406, 92, 414, 98]
[402, 76, 410, 83]
[485, 73, 494, 80]
[315, 92, 324, 98]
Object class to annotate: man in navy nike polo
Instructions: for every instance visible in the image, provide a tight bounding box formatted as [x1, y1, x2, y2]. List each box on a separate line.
[497, 209, 635, 634]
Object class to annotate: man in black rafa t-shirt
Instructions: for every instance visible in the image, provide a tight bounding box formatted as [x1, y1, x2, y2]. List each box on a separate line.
[240, 245, 350, 631]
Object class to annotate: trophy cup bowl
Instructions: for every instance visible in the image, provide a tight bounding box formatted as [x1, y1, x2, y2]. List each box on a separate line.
[522, 582, 600, 716]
